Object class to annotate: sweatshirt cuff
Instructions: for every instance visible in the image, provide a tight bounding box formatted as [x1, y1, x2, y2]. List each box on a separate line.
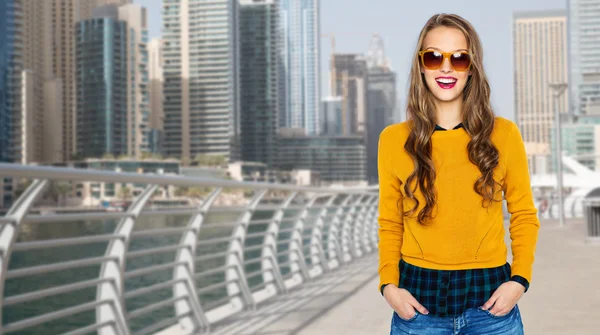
[380, 283, 390, 295]
[510, 275, 530, 292]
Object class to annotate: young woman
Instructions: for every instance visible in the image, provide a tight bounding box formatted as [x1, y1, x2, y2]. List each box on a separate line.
[377, 13, 540, 334]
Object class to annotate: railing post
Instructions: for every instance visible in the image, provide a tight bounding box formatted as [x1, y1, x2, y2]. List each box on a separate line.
[368, 196, 379, 250]
[226, 189, 267, 311]
[96, 184, 157, 335]
[325, 195, 352, 268]
[361, 195, 378, 253]
[173, 188, 221, 333]
[309, 194, 336, 275]
[285, 193, 319, 286]
[351, 194, 372, 257]
[260, 192, 296, 296]
[0, 179, 48, 335]
[340, 194, 366, 261]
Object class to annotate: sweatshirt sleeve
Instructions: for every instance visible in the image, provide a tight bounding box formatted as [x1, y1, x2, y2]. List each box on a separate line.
[503, 122, 540, 285]
[377, 127, 404, 294]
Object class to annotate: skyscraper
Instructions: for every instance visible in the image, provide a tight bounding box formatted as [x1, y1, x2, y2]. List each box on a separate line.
[366, 34, 396, 126]
[118, 4, 151, 157]
[332, 54, 368, 136]
[513, 10, 568, 156]
[568, 0, 600, 116]
[149, 38, 164, 154]
[0, 0, 56, 165]
[162, 0, 240, 164]
[239, 0, 280, 167]
[280, 0, 321, 135]
[366, 37, 396, 184]
[320, 96, 343, 136]
[0, 0, 19, 164]
[50, 0, 132, 162]
[75, 6, 129, 158]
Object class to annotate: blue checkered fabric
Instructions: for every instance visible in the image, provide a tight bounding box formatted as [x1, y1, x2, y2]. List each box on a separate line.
[398, 259, 516, 317]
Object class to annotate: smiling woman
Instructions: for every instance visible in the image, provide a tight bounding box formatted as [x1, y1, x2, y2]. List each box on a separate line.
[377, 13, 540, 335]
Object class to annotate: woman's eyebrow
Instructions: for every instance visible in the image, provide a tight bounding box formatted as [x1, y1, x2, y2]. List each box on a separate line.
[423, 47, 469, 52]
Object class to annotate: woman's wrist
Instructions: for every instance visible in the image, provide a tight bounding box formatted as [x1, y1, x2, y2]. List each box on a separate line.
[509, 275, 530, 292]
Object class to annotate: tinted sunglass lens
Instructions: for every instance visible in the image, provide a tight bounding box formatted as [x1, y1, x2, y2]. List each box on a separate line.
[422, 51, 443, 69]
[451, 53, 471, 71]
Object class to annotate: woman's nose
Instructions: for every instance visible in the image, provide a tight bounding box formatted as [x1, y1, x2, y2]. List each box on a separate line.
[440, 57, 453, 73]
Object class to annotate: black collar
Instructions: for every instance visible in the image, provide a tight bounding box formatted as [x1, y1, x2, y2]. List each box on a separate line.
[435, 123, 463, 131]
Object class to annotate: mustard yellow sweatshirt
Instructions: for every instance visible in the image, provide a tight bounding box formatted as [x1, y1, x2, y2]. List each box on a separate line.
[377, 117, 540, 291]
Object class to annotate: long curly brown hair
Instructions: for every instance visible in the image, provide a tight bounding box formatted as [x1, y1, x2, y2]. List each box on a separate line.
[404, 13, 501, 225]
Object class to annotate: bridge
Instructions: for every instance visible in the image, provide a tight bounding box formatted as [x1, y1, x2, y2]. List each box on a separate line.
[0, 163, 598, 335]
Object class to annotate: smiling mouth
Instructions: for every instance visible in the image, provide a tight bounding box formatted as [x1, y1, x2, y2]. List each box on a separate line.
[436, 78, 457, 89]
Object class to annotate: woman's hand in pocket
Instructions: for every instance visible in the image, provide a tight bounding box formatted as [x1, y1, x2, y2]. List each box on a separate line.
[481, 281, 525, 316]
[383, 285, 429, 320]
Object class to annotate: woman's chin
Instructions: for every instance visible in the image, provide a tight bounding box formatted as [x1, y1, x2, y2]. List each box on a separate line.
[431, 91, 462, 103]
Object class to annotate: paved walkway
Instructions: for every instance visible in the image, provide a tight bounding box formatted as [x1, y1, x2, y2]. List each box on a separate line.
[298, 219, 600, 335]
[212, 219, 600, 334]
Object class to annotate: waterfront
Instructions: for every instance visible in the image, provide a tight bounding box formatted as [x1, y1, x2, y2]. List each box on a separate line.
[5, 209, 291, 334]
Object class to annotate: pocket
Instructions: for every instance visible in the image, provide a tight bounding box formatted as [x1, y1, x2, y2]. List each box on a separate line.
[394, 311, 419, 322]
[481, 305, 517, 319]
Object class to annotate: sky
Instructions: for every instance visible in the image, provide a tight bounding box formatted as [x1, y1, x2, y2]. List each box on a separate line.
[136, 0, 567, 121]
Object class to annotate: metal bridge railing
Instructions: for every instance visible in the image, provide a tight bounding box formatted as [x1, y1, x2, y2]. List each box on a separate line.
[0, 163, 379, 335]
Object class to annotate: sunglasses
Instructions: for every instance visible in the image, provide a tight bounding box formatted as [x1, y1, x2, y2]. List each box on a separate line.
[418, 50, 472, 72]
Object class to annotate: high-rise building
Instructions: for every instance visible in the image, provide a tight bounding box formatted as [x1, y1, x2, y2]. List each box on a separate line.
[76, 7, 129, 158]
[0, 0, 20, 164]
[0, 0, 58, 165]
[513, 10, 568, 156]
[366, 34, 396, 126]
[365, 34, 397, 184]
[568, 0, 600, 116]
[332, 54, 368, 136]
[0, 0, 20, 208]
[550, 107, 600, 171]
[239, 0, 280, 168]
[367, 69, 396, 184]
[278, 130, 367, 185]
[118, 4, 151, 157]
[162, 0, 240, 164]
[48, 0, 131, 163]
[551, 122, 600, 171]
[20, 0, 51, 165]
[75, 4, 150, 160]
[368, 69, 396, 126]
[280, 0, 321, 135]
[320, 96, 343, 136]
[149, 38, 164, 154]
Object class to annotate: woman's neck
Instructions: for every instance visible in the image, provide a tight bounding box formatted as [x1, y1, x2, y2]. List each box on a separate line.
[434, 98, 463, 129]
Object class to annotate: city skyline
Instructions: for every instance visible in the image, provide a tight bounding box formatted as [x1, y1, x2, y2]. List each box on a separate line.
[138, 0, 566, 121]
[2, 0, 596, 177]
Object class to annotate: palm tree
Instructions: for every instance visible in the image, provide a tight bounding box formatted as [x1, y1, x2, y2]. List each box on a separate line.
[55, 182, 71, 206]
[118, 186, 132, 201]
[13, 179, 32, 199]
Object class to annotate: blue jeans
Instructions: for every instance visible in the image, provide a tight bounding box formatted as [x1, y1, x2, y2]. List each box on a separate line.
[390, 305, 524, 335]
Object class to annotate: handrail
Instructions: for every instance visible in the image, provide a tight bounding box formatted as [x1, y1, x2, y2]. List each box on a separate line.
[0, 163, 379, 334]
[0, 163, 377, 194]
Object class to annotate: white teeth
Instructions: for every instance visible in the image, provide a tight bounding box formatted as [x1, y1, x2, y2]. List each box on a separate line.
[436, 78, 457, 84]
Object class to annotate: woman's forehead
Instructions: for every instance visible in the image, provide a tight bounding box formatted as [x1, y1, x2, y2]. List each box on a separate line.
[422, 26, 468, 51]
